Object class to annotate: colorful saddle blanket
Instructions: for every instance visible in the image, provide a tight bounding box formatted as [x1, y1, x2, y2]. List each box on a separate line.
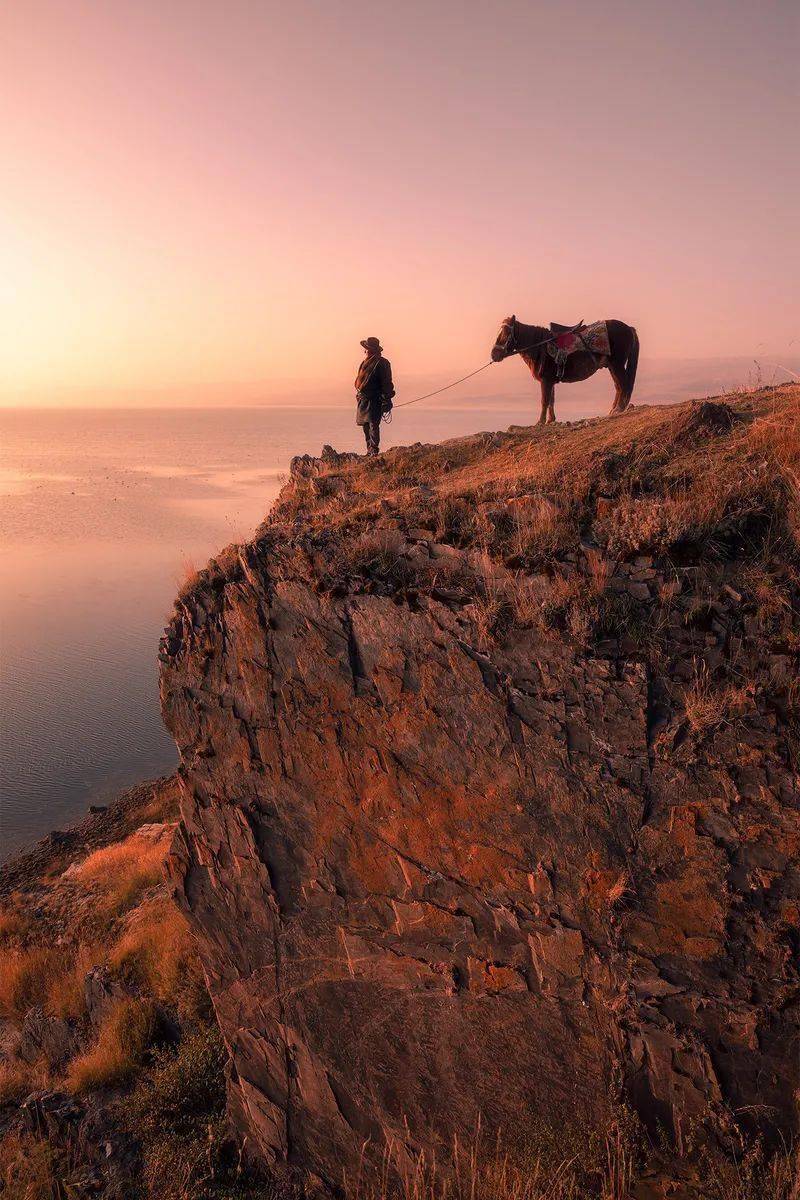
[546, 320, 610, 373]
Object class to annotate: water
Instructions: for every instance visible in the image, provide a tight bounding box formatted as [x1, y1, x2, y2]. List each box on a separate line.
[3, 355, 795, 861]
[0, 401, 551, 859]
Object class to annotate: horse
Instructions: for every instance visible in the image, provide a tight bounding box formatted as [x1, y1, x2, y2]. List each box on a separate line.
[490, 316, 639, 424]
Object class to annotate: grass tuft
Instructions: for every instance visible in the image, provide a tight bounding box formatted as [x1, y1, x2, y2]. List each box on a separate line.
[0, 947, 65, 1021]
[66, 996, 156, 1092]
[683, 664, 753, 737]
[75, 832, 167, 915]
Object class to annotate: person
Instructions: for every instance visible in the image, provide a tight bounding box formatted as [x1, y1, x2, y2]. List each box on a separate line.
[355, 336, 394, 456]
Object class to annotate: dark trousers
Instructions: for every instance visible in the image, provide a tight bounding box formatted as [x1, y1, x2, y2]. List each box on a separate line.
[363, 419, 381, 454]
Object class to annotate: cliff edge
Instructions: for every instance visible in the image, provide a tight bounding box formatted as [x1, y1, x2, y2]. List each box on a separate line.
[160, 388, 800, 1195]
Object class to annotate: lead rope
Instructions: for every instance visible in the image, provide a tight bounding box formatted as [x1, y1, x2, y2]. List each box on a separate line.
[382, 325, 582, 421]
[390, 360, 495, 411]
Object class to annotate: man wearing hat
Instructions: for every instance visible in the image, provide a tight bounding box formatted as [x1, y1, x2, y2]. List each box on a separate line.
[355, 336, 395, 456]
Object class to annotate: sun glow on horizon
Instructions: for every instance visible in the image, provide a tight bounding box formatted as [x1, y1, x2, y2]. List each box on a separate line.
[1, 0, 797, 407]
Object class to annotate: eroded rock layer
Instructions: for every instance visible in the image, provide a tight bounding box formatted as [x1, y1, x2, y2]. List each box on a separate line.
[160, 391, 800, 1191]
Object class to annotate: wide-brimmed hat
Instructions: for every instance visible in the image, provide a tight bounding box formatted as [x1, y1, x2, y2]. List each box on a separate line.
[360, 336, 382, 353]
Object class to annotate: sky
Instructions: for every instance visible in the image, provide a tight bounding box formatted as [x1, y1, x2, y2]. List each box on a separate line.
[1, 0, 798, 406]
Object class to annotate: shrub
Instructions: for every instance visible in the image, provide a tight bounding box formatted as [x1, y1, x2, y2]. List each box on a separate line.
[66, 997, 156, 1092]
[121, 1024, 226, 1141]
[119, 1025, 273, 1200]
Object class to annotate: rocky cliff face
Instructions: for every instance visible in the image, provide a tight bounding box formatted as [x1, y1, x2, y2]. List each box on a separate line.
[160, 389, 800, 1192]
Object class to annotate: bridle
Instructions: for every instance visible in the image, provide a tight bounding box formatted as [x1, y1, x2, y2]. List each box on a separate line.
[496, 317, 523, 358]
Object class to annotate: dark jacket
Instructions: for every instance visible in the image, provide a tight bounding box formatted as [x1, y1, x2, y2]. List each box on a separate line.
[355, 355, 394, 425]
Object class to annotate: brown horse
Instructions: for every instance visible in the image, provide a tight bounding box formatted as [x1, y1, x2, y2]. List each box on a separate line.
[490, 316, 639, 424]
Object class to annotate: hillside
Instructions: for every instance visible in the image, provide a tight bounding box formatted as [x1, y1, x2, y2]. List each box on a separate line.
[157, 386, 800, 1198]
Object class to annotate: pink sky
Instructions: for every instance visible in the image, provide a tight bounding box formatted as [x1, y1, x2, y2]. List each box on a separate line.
[1, 0, 797, 406]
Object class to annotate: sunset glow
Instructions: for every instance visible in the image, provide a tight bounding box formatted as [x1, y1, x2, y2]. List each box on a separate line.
[1, 0, 797, 406]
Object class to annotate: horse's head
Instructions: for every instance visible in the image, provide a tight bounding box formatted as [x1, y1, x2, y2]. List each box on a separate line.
[491, 315, 516, 361]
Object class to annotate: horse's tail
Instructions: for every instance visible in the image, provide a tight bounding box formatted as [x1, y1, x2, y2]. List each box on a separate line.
[625, 326, 639, 400]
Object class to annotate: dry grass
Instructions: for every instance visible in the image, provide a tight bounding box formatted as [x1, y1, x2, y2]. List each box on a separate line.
[46, 942, 100, 1021]
[0, 1131, 62, 1200]
[0, 904, 30, 943]
[75, 831, 167, 915]
[0, 1058, 49, 1105]
[594, 486, 737, 558]
[747, 393, 800, 490]
[66, 996, 156, 1092]
[0, 946, 66, 1021]
[176, 555, 201, 600]
[265, 390, 800, 579]
[508, 495, 576, 565]
[741, 562, 795, 630]
[109, 897, 199, 1010]
[683, 664, 753, 737]
[349, 1116, 637, 1200]
[700, 1134, 800, 1200]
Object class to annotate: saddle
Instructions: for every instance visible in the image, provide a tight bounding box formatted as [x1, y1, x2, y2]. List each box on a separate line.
[550, 321, 585, 335]
[546, 319, 610, 378]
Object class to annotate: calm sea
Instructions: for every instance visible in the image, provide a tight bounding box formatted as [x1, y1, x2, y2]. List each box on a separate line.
[2, 356, 794, 859]
[0, 400, 557, 859]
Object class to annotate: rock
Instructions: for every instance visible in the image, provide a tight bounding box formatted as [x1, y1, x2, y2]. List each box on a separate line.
[21, 1091, 82, 1137]
[429, 542, 462, 559]
[18, 1007, 75, 1066]
[291, 447, 362, 480]
[84, 966, 127, 1025]
[133, 822, 172, 842]
[159, 406, 800, 1191]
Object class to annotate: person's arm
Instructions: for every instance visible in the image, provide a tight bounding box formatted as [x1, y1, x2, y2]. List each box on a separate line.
[381, 358, 395, 399]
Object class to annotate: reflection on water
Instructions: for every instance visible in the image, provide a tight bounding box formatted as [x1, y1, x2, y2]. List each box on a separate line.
[2, 402, 551, 859]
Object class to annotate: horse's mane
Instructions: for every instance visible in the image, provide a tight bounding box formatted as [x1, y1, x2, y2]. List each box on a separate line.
[514, 320, 549, 361]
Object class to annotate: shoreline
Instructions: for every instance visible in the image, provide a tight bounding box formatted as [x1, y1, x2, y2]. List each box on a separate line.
[0, 774, 178, 899]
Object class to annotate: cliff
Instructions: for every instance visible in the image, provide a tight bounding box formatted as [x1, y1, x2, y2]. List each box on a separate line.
[160, 387, 800, 1196]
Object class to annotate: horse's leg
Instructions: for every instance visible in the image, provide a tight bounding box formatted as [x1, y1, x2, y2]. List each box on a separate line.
[608, 364, 625, 415]
[537, 380, 549, 425]
[545, 382, 556, 422]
